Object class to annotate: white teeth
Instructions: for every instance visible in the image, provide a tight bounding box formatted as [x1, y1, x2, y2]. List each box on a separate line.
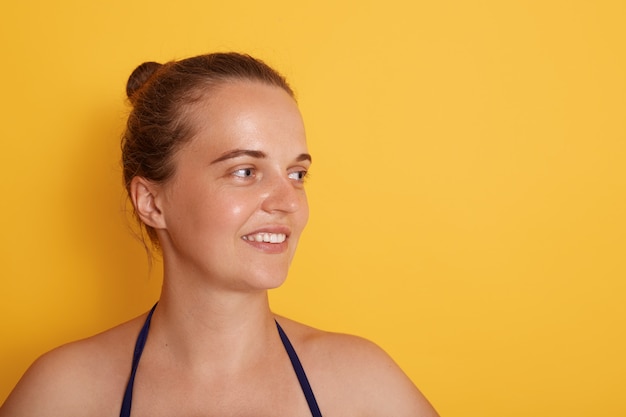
[243, 233, 286, 243]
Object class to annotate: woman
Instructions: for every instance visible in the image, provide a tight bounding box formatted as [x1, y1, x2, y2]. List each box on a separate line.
[0, 52, 438, 417]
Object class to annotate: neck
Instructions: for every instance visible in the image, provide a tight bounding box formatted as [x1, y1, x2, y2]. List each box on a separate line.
[149, 278, 278, 373]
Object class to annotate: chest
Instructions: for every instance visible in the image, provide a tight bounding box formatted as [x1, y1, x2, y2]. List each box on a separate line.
[127, 368, 317, 417]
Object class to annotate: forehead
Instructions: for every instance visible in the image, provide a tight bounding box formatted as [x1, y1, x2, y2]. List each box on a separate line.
[183, 81, 306, 152]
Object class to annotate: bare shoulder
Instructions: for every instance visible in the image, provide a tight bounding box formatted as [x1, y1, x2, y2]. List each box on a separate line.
[275, 317, 439, 417]
[0, 313, 147, 417]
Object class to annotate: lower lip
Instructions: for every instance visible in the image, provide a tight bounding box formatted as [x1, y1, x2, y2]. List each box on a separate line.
[242, 239, 289, 254]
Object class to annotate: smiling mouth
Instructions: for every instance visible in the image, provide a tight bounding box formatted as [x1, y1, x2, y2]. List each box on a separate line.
[242, 233, 287, 243]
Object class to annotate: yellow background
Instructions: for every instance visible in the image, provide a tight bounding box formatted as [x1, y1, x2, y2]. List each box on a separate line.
[1, 1, 625, 415]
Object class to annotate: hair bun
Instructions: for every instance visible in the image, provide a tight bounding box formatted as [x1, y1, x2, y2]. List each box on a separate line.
[126, 61, 162, 102]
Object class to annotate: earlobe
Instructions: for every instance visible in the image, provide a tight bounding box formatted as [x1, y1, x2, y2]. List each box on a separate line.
[130, 177, 166, 229]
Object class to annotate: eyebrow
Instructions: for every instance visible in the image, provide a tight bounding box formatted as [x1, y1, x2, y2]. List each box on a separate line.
[210, 149, 312, 164]
[296, 153, 313, 163]
[210, 149, 266, 164]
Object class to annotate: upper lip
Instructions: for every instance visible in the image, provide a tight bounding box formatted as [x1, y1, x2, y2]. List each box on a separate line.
[242, 225, 291, 237]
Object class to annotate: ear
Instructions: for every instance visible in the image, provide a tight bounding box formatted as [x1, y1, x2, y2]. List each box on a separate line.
[130, 176, 167, 230]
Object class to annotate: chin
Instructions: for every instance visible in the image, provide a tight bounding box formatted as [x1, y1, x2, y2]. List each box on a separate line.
[244, 267, 290, 291]
[236, 255, 294, 291]
[258, 273, 289, 290]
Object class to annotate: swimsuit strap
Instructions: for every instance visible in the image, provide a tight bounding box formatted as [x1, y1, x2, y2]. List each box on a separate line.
[120, 303, 157, 417]
[275, 321, 323, 417]
[120, 304, 323, 417]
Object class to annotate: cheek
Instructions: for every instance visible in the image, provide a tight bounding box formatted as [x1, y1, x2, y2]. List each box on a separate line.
[210, 195, 252, 229]
[175, 190, 242, 234]
[230, 203, 244, 217]
[297, 195, 310, 231]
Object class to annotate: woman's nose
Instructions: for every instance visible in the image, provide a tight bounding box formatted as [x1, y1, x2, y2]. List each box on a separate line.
[260, 174, 305, 214]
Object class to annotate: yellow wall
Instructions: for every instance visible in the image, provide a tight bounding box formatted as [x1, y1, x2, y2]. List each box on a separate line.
[1, 1, 625, 415]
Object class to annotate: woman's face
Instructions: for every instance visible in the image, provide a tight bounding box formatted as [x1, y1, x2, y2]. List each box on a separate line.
[155, 81, 310, 292]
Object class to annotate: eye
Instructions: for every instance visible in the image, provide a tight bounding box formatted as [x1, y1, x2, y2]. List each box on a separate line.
[288, 170, 308, 182]
[232, 168, 255, 178]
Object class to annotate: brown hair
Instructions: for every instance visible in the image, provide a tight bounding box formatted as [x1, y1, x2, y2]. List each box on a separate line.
[122, 52, 294, 246]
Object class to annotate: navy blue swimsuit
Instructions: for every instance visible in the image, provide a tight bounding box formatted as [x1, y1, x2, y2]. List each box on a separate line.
[120, 304, 322, 417]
